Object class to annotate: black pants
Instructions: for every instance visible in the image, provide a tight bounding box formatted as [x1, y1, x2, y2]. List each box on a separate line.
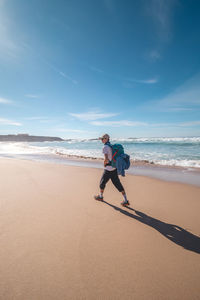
[100, 169, 124, 192]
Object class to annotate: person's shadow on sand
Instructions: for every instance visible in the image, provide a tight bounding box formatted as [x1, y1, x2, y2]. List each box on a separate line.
[102, 201, 200, 254]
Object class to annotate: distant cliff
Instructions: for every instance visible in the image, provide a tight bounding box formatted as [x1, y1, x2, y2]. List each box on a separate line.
[0, 134, 64, 142]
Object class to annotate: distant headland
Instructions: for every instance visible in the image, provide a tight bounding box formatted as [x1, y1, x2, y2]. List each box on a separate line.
[0, 134, 64, 142]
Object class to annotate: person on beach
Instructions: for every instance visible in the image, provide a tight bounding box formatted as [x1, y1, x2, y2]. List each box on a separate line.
[94, 134, 130, 206]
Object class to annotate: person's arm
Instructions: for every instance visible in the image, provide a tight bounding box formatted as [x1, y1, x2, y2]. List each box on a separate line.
[104, 153, 109, 166]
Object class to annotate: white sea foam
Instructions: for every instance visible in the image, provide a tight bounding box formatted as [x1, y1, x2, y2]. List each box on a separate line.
[0, 138, 200, 168]
[112, 137, 200, 143]
[0, 142, 49, 154]
[55, 148, 102, 158]
[0, 142, 102, 158]
[153, 159, 200, 168]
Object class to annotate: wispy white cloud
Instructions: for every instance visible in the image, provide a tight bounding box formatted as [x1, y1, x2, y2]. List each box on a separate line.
[0, 97, 12, 104]
[43, 60, 78, 85]
[59, 71, 78, 84]
[144, 0, 178, 41]
[179, 121, 200, 127]
[146, 49, 161, 62]
[69, 111, 118, 121]
[148, 122, 185, 128]
[89, 66, 104, 73]
[0, 118, 22, 126]
[57, 128, 92, 133]
[90, 120, 148, 127]
[0, 1, 21, 60]
[163, 107, 193, 112]
[91, 119, 200, 128]
[25, 117, 43, 120]
[154, 73, 200, 111]
[126, 77, 158, 84]
[149, 121, 200, 128]
[25, 117, 50, 123]
[25, 117, 46, 120]
[25, 94, 41, 99]
[87, 63, 158, 85]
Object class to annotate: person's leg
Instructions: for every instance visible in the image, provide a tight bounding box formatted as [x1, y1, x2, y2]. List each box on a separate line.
[94, 170, 110, 200]
[110, 169, 124, 192]
[110, 169, 129, 206]
[121, 190, 129, 205]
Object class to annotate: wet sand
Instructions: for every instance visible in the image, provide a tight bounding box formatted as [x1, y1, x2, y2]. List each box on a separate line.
[0, 158, 200, 299]
[3, 153, 200, 187]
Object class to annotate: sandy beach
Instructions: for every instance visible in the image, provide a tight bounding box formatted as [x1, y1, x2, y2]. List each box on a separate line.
[0, 158, 200, 300]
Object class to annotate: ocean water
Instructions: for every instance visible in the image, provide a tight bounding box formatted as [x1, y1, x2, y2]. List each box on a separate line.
[0, 137, 200, 169]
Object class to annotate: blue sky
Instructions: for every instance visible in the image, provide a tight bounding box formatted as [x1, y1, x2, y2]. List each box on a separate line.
[0, 0, 200, 139]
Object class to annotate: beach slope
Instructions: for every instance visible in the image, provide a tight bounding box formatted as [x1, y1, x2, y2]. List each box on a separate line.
[0, 158, 200, 299]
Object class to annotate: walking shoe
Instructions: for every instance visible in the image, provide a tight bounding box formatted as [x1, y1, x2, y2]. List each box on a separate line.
[121, 200, 130, 207]
[94, 195, 104, 201]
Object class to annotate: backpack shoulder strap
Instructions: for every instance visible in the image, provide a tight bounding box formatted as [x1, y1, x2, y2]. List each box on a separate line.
[105, 142, 112, 148]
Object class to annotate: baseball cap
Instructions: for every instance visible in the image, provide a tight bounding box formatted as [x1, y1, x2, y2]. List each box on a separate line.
[99, 133, 110, 140]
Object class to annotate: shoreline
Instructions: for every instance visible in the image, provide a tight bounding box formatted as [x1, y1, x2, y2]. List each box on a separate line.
[0, 138, 200, 170]
[1, 154, 200, 187]
[55, 152, 200, 170]
[2, 151, 200, 171]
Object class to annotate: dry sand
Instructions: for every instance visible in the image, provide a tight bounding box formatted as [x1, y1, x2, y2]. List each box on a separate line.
[0, 158, 200, 300]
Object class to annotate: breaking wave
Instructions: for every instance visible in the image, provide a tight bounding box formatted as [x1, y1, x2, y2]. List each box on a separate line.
[0, 137, 200, 168]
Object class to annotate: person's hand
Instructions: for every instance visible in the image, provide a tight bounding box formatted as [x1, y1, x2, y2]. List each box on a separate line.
[104, 159, 109, 166]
